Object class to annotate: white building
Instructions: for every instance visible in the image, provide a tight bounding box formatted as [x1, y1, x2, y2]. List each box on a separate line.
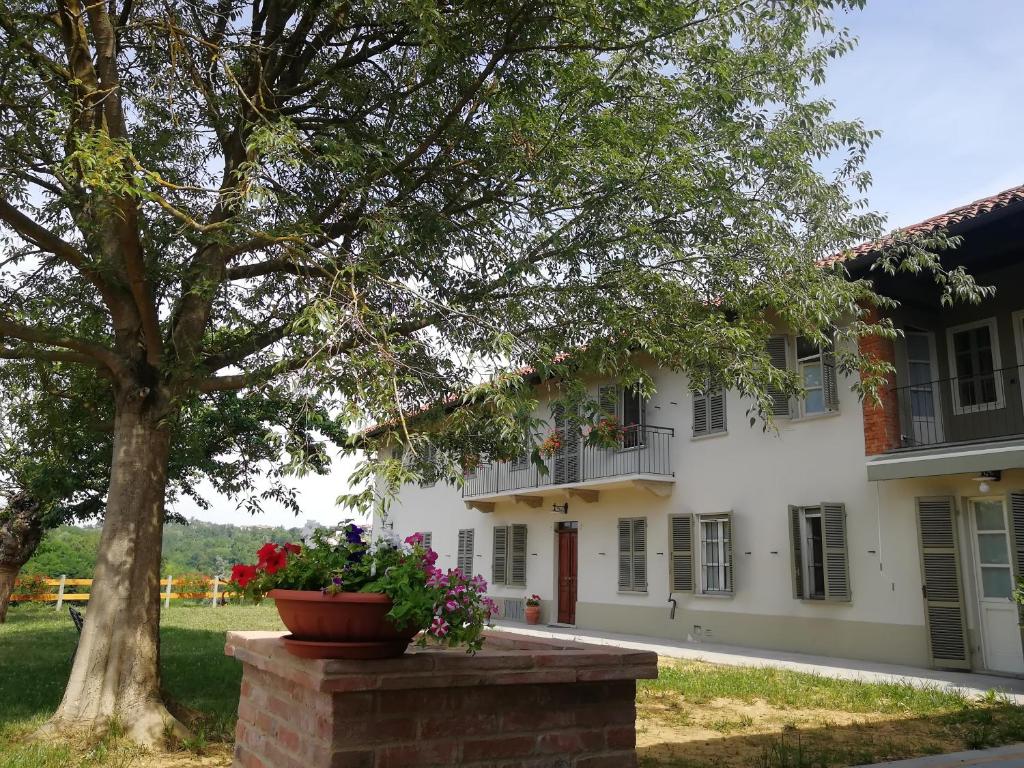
[375, 185, 1024, 676]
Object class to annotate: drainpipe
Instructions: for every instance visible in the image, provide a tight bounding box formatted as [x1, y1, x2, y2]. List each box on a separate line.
[667, 592, 677, 620]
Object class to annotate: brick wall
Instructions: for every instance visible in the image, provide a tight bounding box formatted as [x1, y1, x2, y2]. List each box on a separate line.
[859, 309, 902, 456]
[227, 630, 657, 768]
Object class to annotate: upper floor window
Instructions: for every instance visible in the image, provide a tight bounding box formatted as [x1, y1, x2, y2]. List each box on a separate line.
[598, 384, 646, 449]
[692, 380, 726, 437]
[946, 318, 1003, 414]
[796, 336, 839, 416]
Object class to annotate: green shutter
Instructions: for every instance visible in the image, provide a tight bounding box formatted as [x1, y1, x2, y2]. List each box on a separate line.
[618, 518, 632, 591]
[458, 528, 475, 575]
[599, 384, 621, 420]
[915, 496, 970, 670]
[789, 505, 804, 599]
[510, 524, 528, 586]
[632, 518, 648, 592]
[692, 387, 709, 437]
[421, 532, 433, 550]
[822, 342, 840, 412]
[492, 526, 508, 585]
[669, 514, 694, 592]
[1008, 492, 1024, 640]
[709, 386, 726, 433]
[767, 336, 790, 417]
[821, 502, 850, 602]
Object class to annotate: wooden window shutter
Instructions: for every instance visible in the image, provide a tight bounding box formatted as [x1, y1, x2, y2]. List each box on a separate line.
[788, 505, 804, 599]
[617, 518, 633, 591]
[632, 518, 648, 592]
[723, 513, 734, 594]
[822, 343, 840, 412]
[492, 526, 508, 585]
[599, 384, 621, 420]
[692, 388, 709, 437]
[766, 336, 791, 417]
[669, 514, 694, 592]
[709, 386, 726, 432]
[915, 496, 970, 670]
[510, 524, 528, 586]
[821, 502, 851, 602]
[458, 529, 475, 575]
[1008, 492, 1024, 631]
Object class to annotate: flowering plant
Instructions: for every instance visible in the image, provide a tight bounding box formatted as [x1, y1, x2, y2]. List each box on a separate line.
[525, 593, 542, 607]
[585, 416, 624, 449]
[537, 430, 563, 458]
[229, 523, 495, 651]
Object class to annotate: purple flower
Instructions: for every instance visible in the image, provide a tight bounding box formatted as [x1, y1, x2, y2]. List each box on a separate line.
[429, 616, 450, 638]
[405, 532, 424, 546]
[332, 576, 344, 586]
[470, 575, 488, 593]
[344, 524, 364, 544]
[445, 599, 459, 612]
[426, 569, 449, 589]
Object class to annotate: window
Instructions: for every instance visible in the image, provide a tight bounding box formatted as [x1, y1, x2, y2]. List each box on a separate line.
[796, 336, 839, 416]
[788, 504, 850, 602]
[698, 515, 733, 595]
[692, 380, 726, 437]
[617, 517, 647, 592]
[457, 528, 475, 574]
[599, 383, 646, 448]
[492, 524, 528, 586]
[947, 319, 1003, 414]
[420, 531, 433, 551]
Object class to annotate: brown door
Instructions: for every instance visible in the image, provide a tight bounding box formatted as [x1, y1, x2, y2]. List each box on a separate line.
[557, 527, 578, 624]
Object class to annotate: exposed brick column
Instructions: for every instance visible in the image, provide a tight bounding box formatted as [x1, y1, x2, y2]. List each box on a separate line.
[226, 630, 657, 768]
[859, 307, 902, 455]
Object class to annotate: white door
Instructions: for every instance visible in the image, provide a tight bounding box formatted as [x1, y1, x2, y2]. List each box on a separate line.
[906, 331, 942, 446]
[968, 498, 1024, 674]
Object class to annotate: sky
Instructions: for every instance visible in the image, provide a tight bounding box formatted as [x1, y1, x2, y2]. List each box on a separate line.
[177, 0, 1024, 530]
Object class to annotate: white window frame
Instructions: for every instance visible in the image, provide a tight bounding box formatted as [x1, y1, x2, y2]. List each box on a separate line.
[796, 336, 827, 417]
[697, 515, 732, 596]
[798, 506, 826, 600]
[945, 317, 1004, 415]
[903, 328, 944, 445]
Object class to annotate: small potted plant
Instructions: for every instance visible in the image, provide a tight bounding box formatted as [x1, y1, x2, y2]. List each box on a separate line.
[230, 523, 495, 659]
[538, 431, 563, 458]
[525, 594, 542, 625]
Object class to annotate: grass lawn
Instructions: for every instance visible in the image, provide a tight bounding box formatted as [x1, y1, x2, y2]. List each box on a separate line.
[2, 605, 1023, 768]
[637, 659, 1024, 767]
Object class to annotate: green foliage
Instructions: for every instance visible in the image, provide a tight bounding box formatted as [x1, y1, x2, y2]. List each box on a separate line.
[21, 519, 306, 579]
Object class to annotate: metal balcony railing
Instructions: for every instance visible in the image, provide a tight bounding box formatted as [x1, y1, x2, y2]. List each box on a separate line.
[462, 424, 674, 498]
[892, 364, 1024, 449]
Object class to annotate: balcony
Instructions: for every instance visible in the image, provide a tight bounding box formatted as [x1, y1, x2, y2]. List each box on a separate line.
[462, 424, 675, 510]
[868, 364, 1024, 481]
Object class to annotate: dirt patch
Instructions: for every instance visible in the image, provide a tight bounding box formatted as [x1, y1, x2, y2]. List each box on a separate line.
[637, 691, 974, 767]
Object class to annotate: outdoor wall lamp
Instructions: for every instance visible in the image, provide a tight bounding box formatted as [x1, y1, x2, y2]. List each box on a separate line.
[973, 470, 1001, 493]
[551, 503, 569, 515]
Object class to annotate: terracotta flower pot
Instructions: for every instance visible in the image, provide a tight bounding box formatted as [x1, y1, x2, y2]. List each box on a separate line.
[269, 589, 419, 660]
[525, 604, 541, 625]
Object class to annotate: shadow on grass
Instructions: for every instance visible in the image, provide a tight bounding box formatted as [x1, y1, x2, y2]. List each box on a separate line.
[0, 603, 282, 745]
[637, 703, 1024, 768]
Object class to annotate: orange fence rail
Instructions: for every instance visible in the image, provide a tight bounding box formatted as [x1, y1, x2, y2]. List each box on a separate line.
[11, 576, 237, 605]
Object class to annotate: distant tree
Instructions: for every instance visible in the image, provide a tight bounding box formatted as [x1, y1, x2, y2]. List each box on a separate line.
[0, 0, 988, 744]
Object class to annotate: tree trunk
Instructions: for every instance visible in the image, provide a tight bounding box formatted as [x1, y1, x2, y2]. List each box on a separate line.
[44, 391, 185, 746]
[0, 494, 46, 623]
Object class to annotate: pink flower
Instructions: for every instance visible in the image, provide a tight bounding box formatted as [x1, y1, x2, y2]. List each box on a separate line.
[405, 533, 424, 546]
[422, 549, 438, 567]
[445, 599, 459, 612]
[426, 569, 449, 588]
[429, 616, 450, 638]
[451, 567, 464, 580]
[470, 575, 487, 592]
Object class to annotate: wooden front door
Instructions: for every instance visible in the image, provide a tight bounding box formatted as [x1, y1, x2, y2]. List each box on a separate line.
[557, 527, 578, 624]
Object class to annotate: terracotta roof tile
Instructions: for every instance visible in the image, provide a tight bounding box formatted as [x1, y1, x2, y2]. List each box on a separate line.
[820, 182, 1024, 267]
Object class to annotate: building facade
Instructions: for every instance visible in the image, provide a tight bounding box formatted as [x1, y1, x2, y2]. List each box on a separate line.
[378, 185, 1024, 676]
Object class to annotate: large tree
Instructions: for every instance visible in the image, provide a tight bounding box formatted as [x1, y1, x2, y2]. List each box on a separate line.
[0, 0, 987, 744]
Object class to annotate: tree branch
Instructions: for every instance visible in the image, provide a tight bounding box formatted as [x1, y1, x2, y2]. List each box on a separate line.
[0, 317, 126, 376]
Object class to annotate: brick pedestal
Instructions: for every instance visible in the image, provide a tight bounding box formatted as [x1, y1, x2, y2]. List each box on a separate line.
[226, 630, 657, 768]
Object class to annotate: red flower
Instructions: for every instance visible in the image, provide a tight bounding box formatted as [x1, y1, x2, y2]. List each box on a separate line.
[282, 542, 301, 555]
[231, 563, 258, 588]
[263, 548, 288, 574]
[256, 542, 278, 566]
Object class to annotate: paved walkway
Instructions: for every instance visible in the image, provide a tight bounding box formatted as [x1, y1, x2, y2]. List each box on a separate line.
[854, 744, 1024, 767]
[491, 622, 1024, 704]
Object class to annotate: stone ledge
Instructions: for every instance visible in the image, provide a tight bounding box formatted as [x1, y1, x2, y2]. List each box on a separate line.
[225, 630, 658, 694]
